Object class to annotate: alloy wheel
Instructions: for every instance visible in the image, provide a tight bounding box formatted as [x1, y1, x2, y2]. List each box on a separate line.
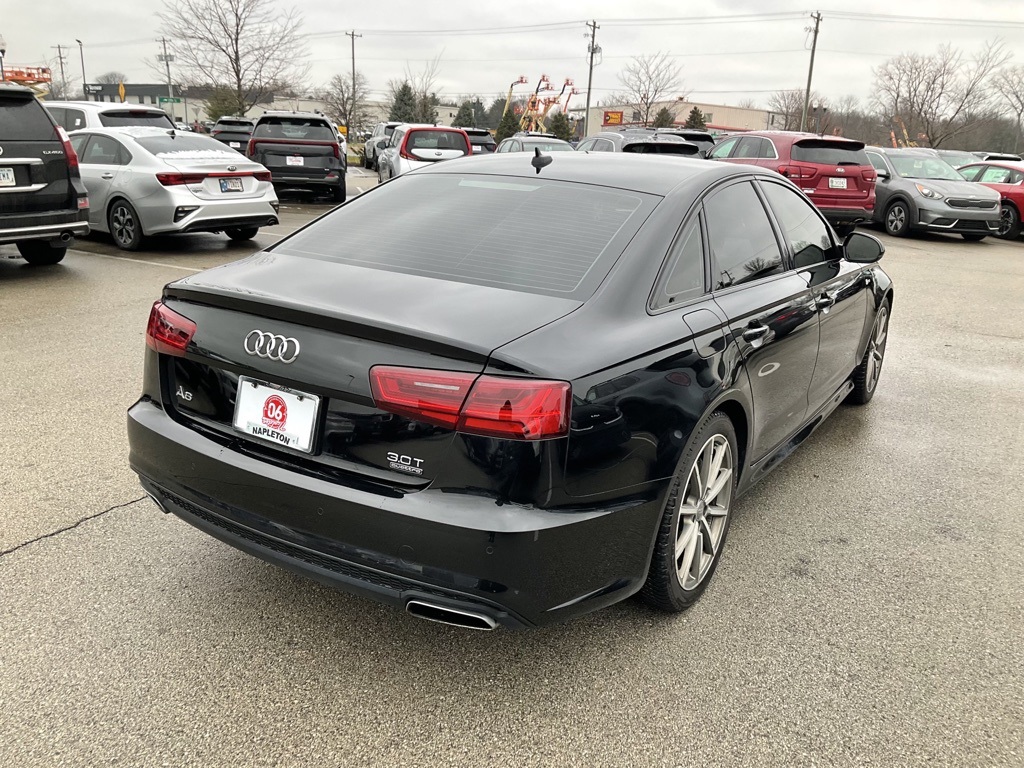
[675, 434, 733, 590]
[998, 207, 1015, 237]
[112, 205, 136, 247]
[865, 306, 889, 393]
[886, 205, 906, 234]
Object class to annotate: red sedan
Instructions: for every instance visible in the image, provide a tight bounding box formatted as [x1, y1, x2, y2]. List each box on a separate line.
[958, 160, 1024, 240]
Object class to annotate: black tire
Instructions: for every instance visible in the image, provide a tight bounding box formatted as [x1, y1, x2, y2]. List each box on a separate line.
[884, 201, 911, 237]
[641, 411, 738, 613]
[847, 299, 890, 405]
[108, 199, 144, 251]
[16, 240, 66, 266]
[996, 204, 1021, 240]
[362, 152, 370, 169]
[226, 227, 259, 241]
[961, 233, 987, 242]
[331, 180, 346, 204]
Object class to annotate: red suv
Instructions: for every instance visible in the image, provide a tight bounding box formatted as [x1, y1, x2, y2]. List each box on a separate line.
[710, 131, 876, 234]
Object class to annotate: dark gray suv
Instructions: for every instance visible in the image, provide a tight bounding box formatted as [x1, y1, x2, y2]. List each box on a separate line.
[0, 84, 90, 265]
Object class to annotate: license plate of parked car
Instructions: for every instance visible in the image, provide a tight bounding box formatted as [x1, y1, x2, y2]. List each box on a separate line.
[0, 167, 15, 187]
[828, 177, 848, 189]
[219, 178, 244, 193]
[232, 378, 319, 453]
[229, 141, 241, 148]
[286, 156, 304, 166]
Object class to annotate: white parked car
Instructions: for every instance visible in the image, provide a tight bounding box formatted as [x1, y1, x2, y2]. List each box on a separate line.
[68, 127, 279, 250]
[376, 124, 472, 182]
[43, 101, 175, 132]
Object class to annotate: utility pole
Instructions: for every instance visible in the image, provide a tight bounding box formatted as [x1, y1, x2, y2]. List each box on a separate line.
[51, 44, 68, 97]
[345, 30, 362, 136]
[74, 40, 86, 98]
[157, 37, 174, 102]
[583, 20, 600, 139]
[799, 12, 822, 133]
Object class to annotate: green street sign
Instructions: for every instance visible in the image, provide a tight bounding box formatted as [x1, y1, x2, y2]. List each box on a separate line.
[159, 97, 182, 103]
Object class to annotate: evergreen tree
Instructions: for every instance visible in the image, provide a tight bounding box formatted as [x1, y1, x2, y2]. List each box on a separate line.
[495, 107, 521, 143]
[684, 106, 707, 129]
[485, 98, 506, 130]
[652, 107, 676, 128]
[452, 101, 475, 127]
[547, 111, 573, 141]
[389, 82, 417, 122]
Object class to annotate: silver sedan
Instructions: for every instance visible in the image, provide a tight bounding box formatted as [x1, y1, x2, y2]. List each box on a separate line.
[68, 127, 280, 250]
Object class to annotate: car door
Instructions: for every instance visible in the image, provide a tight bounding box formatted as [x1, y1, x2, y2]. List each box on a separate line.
[706, 179, 820, 461]
[865, 150, 894, 221]
[759, 179, 870, 410]
[78, 134, 132, 228]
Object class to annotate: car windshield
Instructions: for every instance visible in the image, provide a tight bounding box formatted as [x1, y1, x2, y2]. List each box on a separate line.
[253, 118, 335, 141]
[938, 151, 976, 167]
[272, 174, 657, 298]
[889, 155, 964, 180]
[133, 133, 243, 158]
[99, 111, 175, 129]
[791, 139, 869, 166]
[522, 140, 574, 152]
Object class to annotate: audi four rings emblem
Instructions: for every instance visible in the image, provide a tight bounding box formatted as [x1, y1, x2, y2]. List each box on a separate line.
[243, 330, 301, 363]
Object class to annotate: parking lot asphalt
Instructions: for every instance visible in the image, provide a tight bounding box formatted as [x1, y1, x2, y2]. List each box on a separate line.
[1, 204, 1022, 766]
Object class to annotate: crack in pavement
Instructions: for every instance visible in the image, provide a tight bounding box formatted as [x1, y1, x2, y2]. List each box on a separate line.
[0, 496, 147, 558]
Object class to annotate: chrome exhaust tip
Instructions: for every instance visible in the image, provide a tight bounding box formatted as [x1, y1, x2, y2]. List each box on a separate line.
[59, 231, 73, 243]
[406, 599, 497, 631]
[144, 491, 169, 514]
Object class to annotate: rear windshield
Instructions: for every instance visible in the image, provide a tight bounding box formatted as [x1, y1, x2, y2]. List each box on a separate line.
[889, 155, 963, 181]
[406, 130, 470, 153]
[522, 140, 574, 152]
[133, 133, 242, 157]
[272, 174, 656, 298]
[253, 117, 335, 141]
[622, 143, 697, 155]
[791, 140, 869, 166]
[216, 120, 253, 129]
[99, 111, 175, 128]
[0, 97, 56, 140]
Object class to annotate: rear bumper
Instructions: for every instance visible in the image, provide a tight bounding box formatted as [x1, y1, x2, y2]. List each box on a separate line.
[0, 211, 90, 246]
[819, 206, 874, 225]
[127, 398, 662, 628]
[269, 171, 345, 188]
[143, 195, 279, 236]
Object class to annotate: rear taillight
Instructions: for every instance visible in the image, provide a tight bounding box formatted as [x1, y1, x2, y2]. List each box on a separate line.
[862, 169, 877, 182]
[777, 164, 816, 180]
[146, 301, 196, 357]
[254, 171, 271, 182]
[369, 366, 571, 440]
[156, 172, 208, 186]
[246, 139, 256, 156]
[56, 126, 79, 174]
[332, 143, 341, 160]
[211, 129, 222, 136]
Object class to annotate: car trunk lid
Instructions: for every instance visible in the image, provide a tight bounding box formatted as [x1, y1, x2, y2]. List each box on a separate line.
[788, 138, 875, 205]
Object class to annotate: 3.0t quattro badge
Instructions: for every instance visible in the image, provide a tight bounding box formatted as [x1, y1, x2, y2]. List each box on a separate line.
[243, 330, 300, 363]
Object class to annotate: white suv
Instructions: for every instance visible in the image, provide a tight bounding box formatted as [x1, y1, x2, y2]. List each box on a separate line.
[43, 101, 175, 132]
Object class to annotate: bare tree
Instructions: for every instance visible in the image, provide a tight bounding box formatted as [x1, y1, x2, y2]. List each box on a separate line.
[158, 0, 309, 114]
[317, 72, 373, 134]
[736, 97, 759, 110]
[616, 53, 683, 127]
[994, 65, 1024, 152]
[767, 89, 823, 131]
[871, 40, 1010, 147]
[95, 71, 127, 84]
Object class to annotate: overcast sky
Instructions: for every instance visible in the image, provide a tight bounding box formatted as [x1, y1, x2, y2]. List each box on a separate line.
[4, 0, 1023, 109]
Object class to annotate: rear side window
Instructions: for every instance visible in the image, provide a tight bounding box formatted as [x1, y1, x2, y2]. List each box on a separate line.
[0, 97, 56, 140]
[791, 140, 869, 166]
[652, 219, 705, 309]
[253, 117, 335, 141]
[99, 111, 175, 128]
[957, 165, 983, 182]
[273, 174, 656, 298]
[865, 151, 889, 175]
[704, 181, 784, 290]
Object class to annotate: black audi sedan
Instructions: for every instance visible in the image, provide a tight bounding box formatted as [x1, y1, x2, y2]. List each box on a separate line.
[128, 153, 892, 630]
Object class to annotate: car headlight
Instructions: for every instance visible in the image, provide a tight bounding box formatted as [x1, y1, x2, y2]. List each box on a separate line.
[915, 183, 943, 200]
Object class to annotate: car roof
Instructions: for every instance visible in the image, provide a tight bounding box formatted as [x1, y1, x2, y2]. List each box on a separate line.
[44, 100, 167, 112]
[461, 128, 493, 136]
[423, 151, 756, 196]
[395, 124, 464, 131]
[0, 83, 36, 98]
[257, 111, 330, 120]
[966, 159, 1024, 171]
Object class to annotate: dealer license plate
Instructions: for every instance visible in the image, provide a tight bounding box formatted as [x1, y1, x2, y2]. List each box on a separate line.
[220, 177, 244, 193]
[828, 177, 848, 189]
[233, 377, 320, 453]
[229, 141, 241, 148]
[0, 167, 15, 187]
[286, 156, 304, 166]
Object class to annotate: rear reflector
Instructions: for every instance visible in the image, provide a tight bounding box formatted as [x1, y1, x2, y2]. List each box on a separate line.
[146, 301, 196, 357]
[369, 366, 571, 440]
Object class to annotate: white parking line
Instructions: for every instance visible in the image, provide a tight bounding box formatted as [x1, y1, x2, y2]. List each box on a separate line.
[81, 251, 203, 272]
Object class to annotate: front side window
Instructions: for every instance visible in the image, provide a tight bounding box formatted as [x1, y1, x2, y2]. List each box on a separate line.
[704, 181, 784, 290]
[709, 137, 738, 159]
[957, 165, 983, 181]
[761, 181, 837, 269]
[577, 139, 595, 152]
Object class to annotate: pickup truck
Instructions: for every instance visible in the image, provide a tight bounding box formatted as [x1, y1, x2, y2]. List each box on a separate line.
[246, 113, 346, 203]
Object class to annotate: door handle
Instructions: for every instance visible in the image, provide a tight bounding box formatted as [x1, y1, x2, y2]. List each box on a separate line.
[101, 173, 115, 179]
[815, 292, 836, 310]
[742, 323, 771, 343]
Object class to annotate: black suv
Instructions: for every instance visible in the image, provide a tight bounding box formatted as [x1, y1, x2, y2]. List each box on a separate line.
[0, 84, 89, 265]
[211, 116, 256, 151]
[247, 112, 346, 202]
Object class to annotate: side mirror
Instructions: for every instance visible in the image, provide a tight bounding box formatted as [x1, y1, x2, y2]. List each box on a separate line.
[844, 231, 885, 263]
[875, 168, 890, 180]
[376, 138, 388, 150]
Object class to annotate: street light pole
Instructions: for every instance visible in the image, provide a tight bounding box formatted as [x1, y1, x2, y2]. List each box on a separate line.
[75, 39, 86, 99]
